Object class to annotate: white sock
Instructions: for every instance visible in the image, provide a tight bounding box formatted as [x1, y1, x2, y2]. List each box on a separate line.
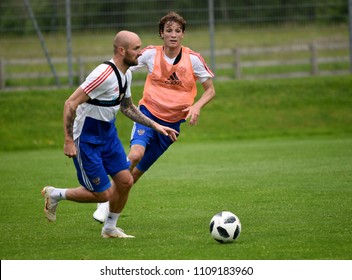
[103, 212, 120, 229]
[51, 188, 67, 201]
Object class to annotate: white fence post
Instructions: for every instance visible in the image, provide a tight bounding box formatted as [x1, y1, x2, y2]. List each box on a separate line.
[310, 43, 318, 76]
[0, 58, 5, 90]
[233, 48, 241, 79]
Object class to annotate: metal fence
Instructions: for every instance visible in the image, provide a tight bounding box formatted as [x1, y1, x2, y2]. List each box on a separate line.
[0, 0, 348, 34]
[0, 0, 350, 90]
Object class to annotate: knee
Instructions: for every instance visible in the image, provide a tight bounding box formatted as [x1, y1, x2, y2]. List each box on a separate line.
[112, 171, 134, 193]
[128, 151, 142, 167]
[118, 178, 133, 194]
[128, 145, 145, 166]
[123, 176, 134, 190]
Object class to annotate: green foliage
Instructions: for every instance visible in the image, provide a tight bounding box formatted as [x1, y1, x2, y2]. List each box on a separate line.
[0, 1, 348, 34]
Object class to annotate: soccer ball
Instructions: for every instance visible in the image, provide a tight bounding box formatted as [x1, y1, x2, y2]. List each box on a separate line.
[209, 211, 241, 243]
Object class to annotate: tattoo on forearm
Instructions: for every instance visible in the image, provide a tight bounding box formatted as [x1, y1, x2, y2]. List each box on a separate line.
[65, 106, 76, 139]
[121, 98, 155, 128]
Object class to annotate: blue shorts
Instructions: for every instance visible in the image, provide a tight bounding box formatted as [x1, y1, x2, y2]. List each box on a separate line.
[73, 132, 129, 193]
[130, 105, 183, 172]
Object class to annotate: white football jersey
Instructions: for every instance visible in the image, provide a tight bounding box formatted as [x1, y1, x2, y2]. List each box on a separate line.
[73, 59, 132, 141]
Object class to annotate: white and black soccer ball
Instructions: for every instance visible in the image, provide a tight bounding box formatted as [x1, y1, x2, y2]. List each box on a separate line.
[209, 211, 241, 243]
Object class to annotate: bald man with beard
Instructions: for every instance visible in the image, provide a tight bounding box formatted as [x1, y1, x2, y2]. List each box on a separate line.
[41, 31, 178, 238]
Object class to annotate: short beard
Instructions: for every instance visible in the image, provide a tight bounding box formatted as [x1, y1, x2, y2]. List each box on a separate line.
[124, 57, 138, 67]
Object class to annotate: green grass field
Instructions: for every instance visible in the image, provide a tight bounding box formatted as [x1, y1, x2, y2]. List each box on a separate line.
[0, 76, 352, 260]
[1, 138, 351, 260]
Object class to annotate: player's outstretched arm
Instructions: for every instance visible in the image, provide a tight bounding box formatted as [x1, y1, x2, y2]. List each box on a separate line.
[120, 97, 178, 141]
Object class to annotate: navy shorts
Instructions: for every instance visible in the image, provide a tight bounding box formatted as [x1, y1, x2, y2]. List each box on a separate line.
[73, 134, 129, 193]
[130, 105, 182, 172]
